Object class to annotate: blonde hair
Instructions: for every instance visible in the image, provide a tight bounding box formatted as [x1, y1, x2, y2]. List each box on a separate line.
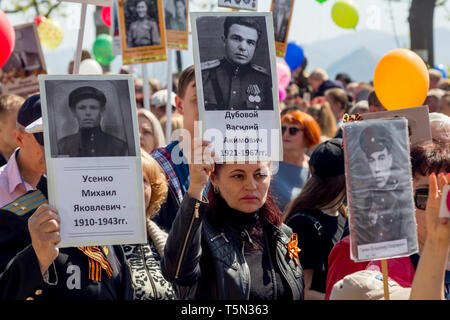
[141, 149, 168, 218]
[160, 112, 183, 140]
[137, 108, 166, 150]
[309, 68, 329, 81]
[306, 102, 337, 139]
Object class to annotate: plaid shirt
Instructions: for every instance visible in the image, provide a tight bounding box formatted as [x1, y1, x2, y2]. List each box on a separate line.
[151, 140, 187, 205]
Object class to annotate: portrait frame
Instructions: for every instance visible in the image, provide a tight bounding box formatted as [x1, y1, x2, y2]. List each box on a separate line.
[191, 12, 282, 163]
[270, 0, 295, 57]
[361, 105, 432, 146]
[218, 0, 258, 11]
[0, 22, 47, 97]
[164, 0, 189, 50]
[343, 118, 418, 262]
[117, 0, 167, 65]
[39, 74, 146, 248]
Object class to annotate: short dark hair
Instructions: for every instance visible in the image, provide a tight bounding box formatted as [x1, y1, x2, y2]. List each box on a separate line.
[223, 16, 262, 42]
[68, 86, 106, 110]
[335, 73, 352, 85]
[177, 65, 195, 99]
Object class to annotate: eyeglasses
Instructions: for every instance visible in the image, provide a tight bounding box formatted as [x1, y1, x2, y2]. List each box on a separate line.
[282, 126, 302, 135]
[414, 187, 428, 210]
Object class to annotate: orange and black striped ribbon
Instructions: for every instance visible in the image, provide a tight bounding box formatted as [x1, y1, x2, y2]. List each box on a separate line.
[341, 113, 363, 149]
[77, 246, 113, 281]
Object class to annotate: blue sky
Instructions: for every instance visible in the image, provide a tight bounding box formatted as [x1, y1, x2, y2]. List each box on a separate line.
[4, 0, 450, 76]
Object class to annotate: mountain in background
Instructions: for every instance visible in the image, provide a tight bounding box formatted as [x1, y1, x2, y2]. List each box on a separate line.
[42, 28, 450, 84]
[303, 28, 450, 82]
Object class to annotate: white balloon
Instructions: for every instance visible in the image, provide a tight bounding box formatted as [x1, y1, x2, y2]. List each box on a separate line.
[78, 59, 103, 74]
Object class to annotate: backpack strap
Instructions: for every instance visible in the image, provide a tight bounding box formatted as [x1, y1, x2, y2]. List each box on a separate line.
[287, 212, 324, 237]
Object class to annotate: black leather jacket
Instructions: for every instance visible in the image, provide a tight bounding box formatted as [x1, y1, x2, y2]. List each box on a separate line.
[161, 194, 304, 300]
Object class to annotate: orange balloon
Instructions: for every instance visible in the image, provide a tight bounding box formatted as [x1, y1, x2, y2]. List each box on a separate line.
[373, 48, 429, 110]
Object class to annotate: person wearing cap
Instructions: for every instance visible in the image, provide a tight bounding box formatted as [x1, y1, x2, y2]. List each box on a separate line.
[283, 138, 348, 300]
[57, 86, 128, 158]
[0, 97, 136, 300]
[0, 94, 46, 207]
[201, 16, 273, 111]
[150, 89, 177, 121]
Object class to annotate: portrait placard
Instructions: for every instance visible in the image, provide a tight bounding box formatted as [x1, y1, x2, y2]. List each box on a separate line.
[218, 0, 258, 11]
[270, 0, 295, 57]
[39, 74, 146, 248]
[117, 0, 167, 65]
[0, 23, 46, 97]
[343, 118, 418, 262]
[191, 12, 282, 163]
[164, 0, 189, 50]
[57, 0, 113, 6]
[361, 105, 432, 146]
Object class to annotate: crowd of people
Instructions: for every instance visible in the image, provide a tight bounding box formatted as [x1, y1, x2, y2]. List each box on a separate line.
[0, 54, 449, 302]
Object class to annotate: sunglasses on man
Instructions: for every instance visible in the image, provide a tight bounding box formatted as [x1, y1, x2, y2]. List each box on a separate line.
[281, 126, 302, 135]
[414, 187, 428, 211]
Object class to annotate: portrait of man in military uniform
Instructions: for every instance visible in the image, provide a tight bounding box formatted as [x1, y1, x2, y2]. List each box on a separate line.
[353, 122, 415, 247]
[57, 86, 129, 157]
[199, 16, 274, 111]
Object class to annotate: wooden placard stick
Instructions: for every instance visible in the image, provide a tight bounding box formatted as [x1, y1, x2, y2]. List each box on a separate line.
[73, 3, 88, 75]
[165, 49, 173, 141]
[381, 259, 390, 300]
[142, 63, 150, 110]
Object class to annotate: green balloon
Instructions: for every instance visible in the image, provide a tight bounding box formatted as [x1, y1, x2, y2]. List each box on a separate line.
[315, 0, 327, 3]
[331, 1, 359, 29]
[93, 34, 115, 66]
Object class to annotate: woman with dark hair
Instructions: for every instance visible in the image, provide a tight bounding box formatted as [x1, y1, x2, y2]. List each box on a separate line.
[284, 138, 348, 300]
[160, 142, 304, 300]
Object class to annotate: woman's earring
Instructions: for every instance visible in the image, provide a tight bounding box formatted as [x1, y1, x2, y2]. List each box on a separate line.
[213, 185, 219, 194]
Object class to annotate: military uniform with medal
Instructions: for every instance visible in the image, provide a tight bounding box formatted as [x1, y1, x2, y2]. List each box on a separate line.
[201, 58, 273, 111]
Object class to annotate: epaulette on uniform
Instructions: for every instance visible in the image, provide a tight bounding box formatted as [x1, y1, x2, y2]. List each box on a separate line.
[251, 63, 269, 75]
[1, 190, 48, 217]
[201, 59, 220, 70]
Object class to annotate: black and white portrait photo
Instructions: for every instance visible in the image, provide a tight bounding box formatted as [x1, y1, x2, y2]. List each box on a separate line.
[196, 15, 274, 111]
[41, 76, 138, 158]
[343, 118, 418, 261]
[272, 0, 293, 43]
[164, 0, 187, 31]
[218, 0, 257, 11]
[123, 0, 161, 48]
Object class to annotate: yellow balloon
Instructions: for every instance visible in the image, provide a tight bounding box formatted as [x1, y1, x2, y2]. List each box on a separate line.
[38, 19, 63, 50]
[373, 49, 429, 110]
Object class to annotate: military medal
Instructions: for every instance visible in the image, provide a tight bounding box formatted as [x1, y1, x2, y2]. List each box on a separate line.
[247, 84, 261, 103]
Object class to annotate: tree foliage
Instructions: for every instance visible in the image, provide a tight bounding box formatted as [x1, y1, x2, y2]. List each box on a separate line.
[0, 0, 66, 18]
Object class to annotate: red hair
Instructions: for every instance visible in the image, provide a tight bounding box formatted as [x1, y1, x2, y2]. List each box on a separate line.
[281, 110, 322, 148]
